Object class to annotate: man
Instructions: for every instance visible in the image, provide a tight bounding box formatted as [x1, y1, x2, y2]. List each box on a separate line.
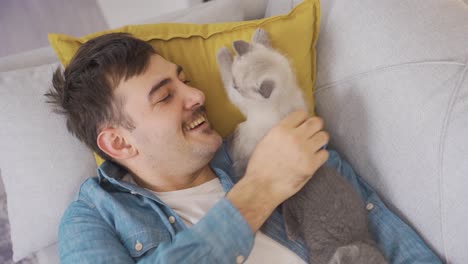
[47, 33, 441, 263]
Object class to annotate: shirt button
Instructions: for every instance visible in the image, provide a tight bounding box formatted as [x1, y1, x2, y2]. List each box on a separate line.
[236, 255, 245, 264]
[130, 190, 137, 195]
[168, 215, 176, 224]
[134, 241, 143, 251]
[366, 202, 375, 211]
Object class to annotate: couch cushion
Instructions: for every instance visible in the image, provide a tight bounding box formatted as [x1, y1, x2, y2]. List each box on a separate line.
[314, 0, 468, 263]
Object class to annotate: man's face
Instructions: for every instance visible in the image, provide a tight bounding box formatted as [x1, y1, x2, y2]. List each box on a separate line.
[115, 54, 222, 180]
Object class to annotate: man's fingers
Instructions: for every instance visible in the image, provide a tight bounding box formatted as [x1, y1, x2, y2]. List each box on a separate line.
[314, 149, 330, 168]
[279, 110, 309, 128]
[308, 131, 330, 152]
[301, 149, 330, 181]
[307, 149, 329, 173]
[297, 116, 324, 138]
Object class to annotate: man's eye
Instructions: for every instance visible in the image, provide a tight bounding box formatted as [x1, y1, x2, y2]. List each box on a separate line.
[158, 93, 172, 103]
[163, 93, 172, 101]
[183, 79, 191, 84]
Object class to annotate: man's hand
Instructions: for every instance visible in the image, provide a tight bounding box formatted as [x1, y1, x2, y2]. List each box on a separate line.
[247, 110, 329, 204]
[226, 110, 329, 232]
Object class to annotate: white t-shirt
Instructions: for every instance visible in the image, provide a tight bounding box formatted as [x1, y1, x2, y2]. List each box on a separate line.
[124, 175, 305, 264]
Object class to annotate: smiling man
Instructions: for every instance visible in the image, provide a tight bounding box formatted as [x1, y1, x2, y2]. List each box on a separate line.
[47, 33, 441, 264]
[101, 56, 223, 193]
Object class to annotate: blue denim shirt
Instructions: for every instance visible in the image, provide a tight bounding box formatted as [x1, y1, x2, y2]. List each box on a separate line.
[58, 142, 441, 263]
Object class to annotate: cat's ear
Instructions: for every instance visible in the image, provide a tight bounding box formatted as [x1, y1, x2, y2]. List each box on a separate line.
[233, 40, 252, 56]
[216, 47, 234, 85]
[252, 28, 271, 48]
[259, 79, 275, 99]
[329, 245, 361, 264]
[282, 203, 301, 241]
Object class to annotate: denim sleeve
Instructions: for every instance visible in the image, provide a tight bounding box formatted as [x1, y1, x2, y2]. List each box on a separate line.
[59, 200, 135, 264]
[59, 198, 254, 264]
[325, 149, 442, 264]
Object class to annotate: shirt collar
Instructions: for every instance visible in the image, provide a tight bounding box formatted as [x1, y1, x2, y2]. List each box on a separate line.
[97, 159, 127, 183]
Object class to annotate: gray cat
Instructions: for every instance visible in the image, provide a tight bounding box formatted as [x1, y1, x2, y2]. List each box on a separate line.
[216, 28, 387, 264]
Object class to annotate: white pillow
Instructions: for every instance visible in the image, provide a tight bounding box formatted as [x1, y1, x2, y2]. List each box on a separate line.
[0, 0, 247, 262]
[312, 0, 467, 263]
[0, 63, 98, 262]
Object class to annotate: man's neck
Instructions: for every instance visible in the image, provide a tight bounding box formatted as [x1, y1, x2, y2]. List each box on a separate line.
[132, 165, 217, 192]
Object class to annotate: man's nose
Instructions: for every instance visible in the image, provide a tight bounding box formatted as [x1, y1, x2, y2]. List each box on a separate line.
[182, 83, 205, 110]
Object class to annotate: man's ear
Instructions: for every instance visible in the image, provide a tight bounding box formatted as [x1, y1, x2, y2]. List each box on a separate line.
[97, 127, 138, 160]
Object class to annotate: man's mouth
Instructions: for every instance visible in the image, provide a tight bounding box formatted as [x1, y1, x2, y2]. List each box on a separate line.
[183, 110, 208, 132]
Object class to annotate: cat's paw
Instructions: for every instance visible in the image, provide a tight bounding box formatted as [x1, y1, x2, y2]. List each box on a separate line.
[216, 47, 234, 89]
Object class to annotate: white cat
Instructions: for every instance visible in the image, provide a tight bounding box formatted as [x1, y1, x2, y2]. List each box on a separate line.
[217, 29, 307, 180]
[216, 29, 387, 264]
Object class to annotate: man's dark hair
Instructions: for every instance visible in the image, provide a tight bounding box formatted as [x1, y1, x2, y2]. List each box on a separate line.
[45, 33, 156, 161]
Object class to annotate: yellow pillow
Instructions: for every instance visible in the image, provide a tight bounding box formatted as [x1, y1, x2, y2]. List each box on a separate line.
[49, 0, 320, 166]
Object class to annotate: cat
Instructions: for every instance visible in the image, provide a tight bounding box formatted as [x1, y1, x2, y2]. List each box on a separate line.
[216, 28, 387, 264]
